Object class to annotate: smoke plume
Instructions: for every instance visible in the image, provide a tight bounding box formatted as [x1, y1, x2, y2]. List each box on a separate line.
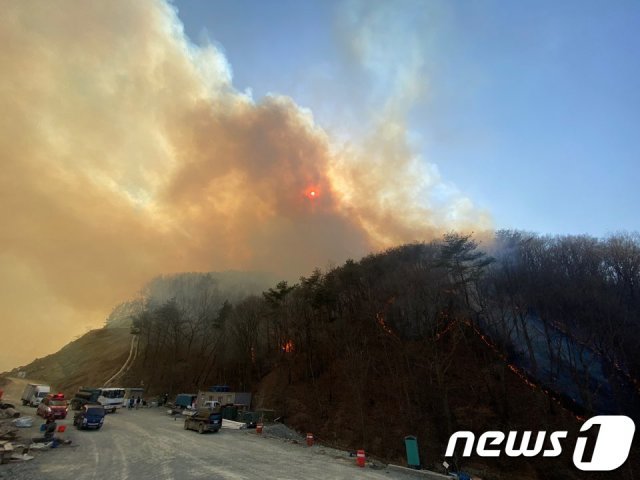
[0, 0, 490, 370]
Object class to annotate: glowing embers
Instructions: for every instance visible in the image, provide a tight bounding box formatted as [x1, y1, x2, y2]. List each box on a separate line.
[281, 340, 294, 353]
[376, 312, 395, 336]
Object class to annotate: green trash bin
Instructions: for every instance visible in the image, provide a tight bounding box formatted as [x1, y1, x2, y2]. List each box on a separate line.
[223, 405, 238, 421]
[404, 436, 421, 470]
[223, 406, 238, 420]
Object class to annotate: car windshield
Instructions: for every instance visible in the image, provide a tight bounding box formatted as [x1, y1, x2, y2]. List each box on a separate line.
[37, 392, 48, 397]
[86, 408, 104, 416]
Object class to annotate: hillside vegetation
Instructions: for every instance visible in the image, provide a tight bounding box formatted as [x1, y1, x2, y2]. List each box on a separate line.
[120, 231, 640, 479]
[8, 232, 639, 478]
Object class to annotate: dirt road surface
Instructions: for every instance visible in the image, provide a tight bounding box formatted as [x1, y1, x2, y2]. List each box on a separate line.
[1, 378, 416, 480]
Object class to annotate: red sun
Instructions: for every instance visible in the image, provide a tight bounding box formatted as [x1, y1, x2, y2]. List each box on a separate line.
[304, 186, 320, 200]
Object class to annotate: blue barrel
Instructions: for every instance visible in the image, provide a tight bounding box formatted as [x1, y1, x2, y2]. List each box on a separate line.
[404, 435, 421, 469]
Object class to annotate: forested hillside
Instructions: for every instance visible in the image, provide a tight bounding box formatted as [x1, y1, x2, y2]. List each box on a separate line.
[121, 232, 640, 479]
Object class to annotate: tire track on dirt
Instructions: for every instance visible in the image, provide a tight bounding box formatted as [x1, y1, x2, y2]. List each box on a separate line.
[103, 335, 138, 386]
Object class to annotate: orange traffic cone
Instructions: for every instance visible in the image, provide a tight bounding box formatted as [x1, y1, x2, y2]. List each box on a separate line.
[306, 433, 314, 447]
[356, 449, 366, 468]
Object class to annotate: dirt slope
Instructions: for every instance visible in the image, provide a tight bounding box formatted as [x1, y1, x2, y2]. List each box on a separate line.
[4, 327, 132, 396]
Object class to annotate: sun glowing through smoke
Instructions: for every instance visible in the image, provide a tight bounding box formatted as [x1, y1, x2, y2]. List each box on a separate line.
[0, 0, 492, 371]
[304, 186, 320, 200]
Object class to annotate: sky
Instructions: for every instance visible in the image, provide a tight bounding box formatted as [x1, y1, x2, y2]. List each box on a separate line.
[173, 0, 640, 236]
[1, 0, 638, 371]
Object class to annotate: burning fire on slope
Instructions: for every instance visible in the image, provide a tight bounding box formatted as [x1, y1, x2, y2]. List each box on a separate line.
[465, 320, 587, 421]
[375, 296, 398, 337]
[281, 340, 294, 353]
[376, 312, 396, 337]
[547, 318, 640, 397]
[435, 312, 457, 340]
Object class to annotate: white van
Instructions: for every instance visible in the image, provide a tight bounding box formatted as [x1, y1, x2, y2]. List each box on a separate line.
[21, 384, 51, 406]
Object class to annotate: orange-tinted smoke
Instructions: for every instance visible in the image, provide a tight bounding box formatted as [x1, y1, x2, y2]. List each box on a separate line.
[0, 0, 490, 370]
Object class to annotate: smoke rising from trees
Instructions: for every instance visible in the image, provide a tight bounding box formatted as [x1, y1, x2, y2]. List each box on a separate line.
[0, 0, 489, 369]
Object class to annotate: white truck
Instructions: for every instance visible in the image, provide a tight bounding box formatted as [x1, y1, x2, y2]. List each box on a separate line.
[21, 383, 51, 407]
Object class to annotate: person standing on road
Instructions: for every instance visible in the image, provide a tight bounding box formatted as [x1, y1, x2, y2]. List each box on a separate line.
[135, 396, 141, 410]
[128, 397, 134, 409]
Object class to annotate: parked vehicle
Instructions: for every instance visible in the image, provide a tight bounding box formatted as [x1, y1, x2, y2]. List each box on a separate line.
[167, 393, 197, 415]
[183, 407, 222, 434]
[97, 388, 125, 413]
[175, 393, 197, 409]
[70, 387, 125, 413]
[21, 384, 50, 407]
[70, 388, 100, 410]
[73, 404, 106, 430]
[45, 393, 69, 418]
[37, 393, 68, 419]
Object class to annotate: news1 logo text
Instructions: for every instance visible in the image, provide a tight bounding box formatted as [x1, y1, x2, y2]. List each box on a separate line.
[445, 415, 636, 471]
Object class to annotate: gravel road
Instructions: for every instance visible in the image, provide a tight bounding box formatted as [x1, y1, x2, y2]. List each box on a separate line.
[1, 379, 414, 480]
